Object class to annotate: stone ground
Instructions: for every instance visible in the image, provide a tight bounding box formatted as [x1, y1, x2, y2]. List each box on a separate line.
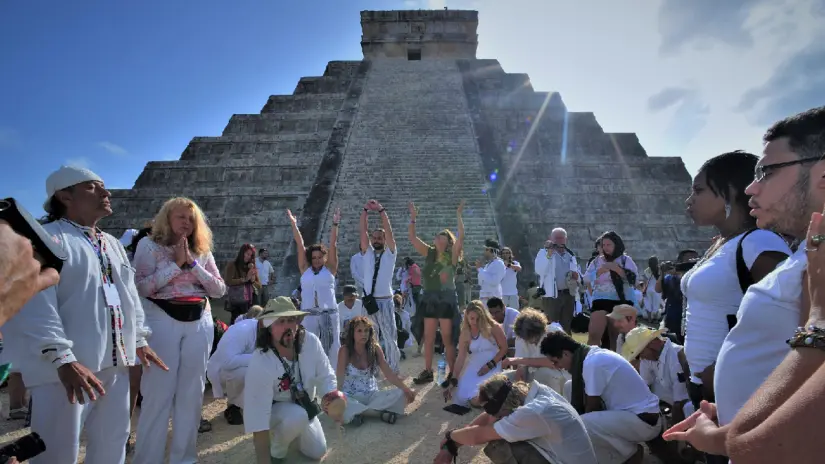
[0, 336, 668, 463]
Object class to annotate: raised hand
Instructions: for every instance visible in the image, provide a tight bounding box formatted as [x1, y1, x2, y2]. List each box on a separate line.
[408, 202, 417, 220]
[457, 199, 465, 215]
[174, 237, 187, 267]
[286, 209, 298, 226]
[333, 207, 341, 224]
[366, 199, 380, 211]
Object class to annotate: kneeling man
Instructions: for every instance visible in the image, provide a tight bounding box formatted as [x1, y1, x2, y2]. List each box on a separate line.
[244, 297, 346, 464]
[540, 331, 662, 464]
[434, 373, 597, 464]
[207, 315, 258, 425]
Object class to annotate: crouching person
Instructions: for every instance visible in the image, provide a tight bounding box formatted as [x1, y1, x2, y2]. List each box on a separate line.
[433, 374, 597, 464]
[243, 297, 347, 464]
[206, 314, 259, 425]
[540, 331, 662, 464]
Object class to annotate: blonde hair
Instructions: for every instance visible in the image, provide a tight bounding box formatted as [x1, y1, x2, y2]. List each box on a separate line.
[245, 305, 264, 320]
[479, 374, 530, 411]
[150, 197, 213, 256]
[461, 300, 496, 340]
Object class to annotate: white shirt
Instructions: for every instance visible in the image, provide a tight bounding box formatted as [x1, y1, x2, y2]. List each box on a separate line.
[502, 260, 520, 296]
[300, 267, 337, 310]
[338, 299, 367, 334]
[362, 246, 396, 298]
[583, 348, 660, 415]
[500, 307, 520, 340]
[350, 253, 364, 288]
[639, 340, 690, 405]
[3, 220, 149, 387]
[207, 319, 257, 398]
[243, 332, 337, 434]
[515, 325, 566, 381]
[494, 381, 598, 464]
[535, 249, 579, 299]
[478, 257, 506, 298]
[715, 247, 805, 426]
[681, 230, 790, 383]
[255, 258, 274, 286]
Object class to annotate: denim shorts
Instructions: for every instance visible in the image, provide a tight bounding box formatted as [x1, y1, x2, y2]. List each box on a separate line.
[419, 289, 459, 320]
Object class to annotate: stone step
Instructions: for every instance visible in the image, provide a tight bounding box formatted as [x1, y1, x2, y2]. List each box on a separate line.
[261, 93, 347, 114]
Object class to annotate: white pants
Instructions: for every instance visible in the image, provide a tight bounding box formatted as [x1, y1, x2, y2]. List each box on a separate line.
[302, 311, 341, 364]
[502, 295, 519, 309]
[134, 300, 214, 464]
[30, 366, 130, 464]
[369, 298, 400, 372]
[343, 388, 406, 423]
[221, 365, 247, 408]
[581, 410, 661, 464]
[268, 402, 327, 460]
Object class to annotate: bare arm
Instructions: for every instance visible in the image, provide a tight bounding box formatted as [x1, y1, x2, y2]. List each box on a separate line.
[286, 209, 308, 274]
[380, 207, 396, 254]
[491, 324, 508, 365]
[336, 347, 348, 390]
[407, 202, 430, 257]
[655, 274, 664, 293]
[453, 200, 465, 266]
[327, 208, 341, 276]
[359, 207, 369, 254]
[506, 356, 557, 370]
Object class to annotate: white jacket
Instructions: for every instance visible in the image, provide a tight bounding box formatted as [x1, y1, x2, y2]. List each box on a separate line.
[534, 248, 579, 299]
[207, 319, 257, 398]
[478, 257, 506, 298]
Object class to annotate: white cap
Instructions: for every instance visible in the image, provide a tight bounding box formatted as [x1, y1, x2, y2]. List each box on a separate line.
[43, 166, 104, 212]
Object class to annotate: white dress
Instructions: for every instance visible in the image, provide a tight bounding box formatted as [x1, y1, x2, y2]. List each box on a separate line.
[454, 333, 502, 406]
[300, 267, 340, 362]
[643, 273, 662, 318]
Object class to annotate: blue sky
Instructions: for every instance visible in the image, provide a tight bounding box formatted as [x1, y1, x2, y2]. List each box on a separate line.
[2, 0, 823, 215]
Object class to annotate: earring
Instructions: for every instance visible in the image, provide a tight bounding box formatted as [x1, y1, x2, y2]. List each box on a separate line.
[724, 203, 731, 219]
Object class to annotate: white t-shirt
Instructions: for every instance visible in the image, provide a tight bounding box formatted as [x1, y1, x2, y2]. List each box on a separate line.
[501, 307, 520, 340]
[583, 348, 660, 414]
[502, 260, 520, 296]
[681, 230, 790, 383]
[715, 247, 805, 426]
[362, 246, 396, 298]
[255, 258, 273, 285]
[494, 381, 598, 464]
[639, 340, 690, 406]
[338, 299, 367, 334]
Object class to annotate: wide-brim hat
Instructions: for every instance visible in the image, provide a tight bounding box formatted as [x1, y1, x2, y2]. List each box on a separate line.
[607, 304, 638, 320]
[622, 327, 666, 362]
[258, 296, 308, 327]
[43, 165, 104, 212]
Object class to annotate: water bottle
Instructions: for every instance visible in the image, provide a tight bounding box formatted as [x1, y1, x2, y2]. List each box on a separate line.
[436, 356, 447, 385]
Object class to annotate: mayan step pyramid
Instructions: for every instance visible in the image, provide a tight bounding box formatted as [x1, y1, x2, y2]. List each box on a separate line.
[103, 9, 709, 297]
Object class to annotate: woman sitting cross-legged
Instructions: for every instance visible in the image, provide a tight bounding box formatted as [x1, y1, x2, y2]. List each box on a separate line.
[433, 374, 597, 464]
[444, 301, 508, 407]
[336, 316, 416, 425]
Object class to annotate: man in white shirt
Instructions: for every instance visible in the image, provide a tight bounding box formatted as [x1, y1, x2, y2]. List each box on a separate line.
[3, 166, 165, 464]
[350, 251, 364, 295]
[485, 297, 519, 348]
[500, 247, 522, 309]
[207, 317, 258, 426]
[476, 239, 506, 306]
[244, 297, 345, 464]
[433, 374, 597, 464]
[540, 331, 661, 464]
[358, 199, 400, 372]
[337, 284, 366, 340]
[255, 248, 275, 306]
[534, 228, 580, 334]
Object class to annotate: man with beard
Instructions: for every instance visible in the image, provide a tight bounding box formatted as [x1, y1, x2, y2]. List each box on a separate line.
[2, 166, 164, 464]
[665, 106, 825, 457]
[244, 296, 345, 464]
[358, 199, 401, 372]
[477, 239, 506, 307]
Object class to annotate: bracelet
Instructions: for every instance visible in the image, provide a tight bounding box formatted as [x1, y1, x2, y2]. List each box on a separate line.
[450, 377, 458, 387]
[410, 220, 416, 224]
[442, 431, 459, 457]
[787, 325, 825, 350]
[486, 360, 496, 369]
[363, 208, 368, 212]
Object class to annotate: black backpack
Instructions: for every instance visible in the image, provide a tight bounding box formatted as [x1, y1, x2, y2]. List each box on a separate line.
[729, 228, 786, 330]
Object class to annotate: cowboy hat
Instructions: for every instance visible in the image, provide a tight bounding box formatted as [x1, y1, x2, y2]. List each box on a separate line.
[258, 296, 308, 327]
[622, 326, 666, 362]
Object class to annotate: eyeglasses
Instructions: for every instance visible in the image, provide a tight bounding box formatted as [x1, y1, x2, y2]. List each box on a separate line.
[754, 156, 823, 182]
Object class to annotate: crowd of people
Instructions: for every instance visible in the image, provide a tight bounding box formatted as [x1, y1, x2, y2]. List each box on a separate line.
[0, 104, 823, 464]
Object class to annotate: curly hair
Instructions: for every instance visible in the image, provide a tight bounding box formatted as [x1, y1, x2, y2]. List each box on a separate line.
[150, 197, 214, 256]
[305, 243, 328, 264]
[342, 316, 381, 375]
[513, 308, 547, 343]
[478, 374, 530, 412]
[461, 300, 496, 341]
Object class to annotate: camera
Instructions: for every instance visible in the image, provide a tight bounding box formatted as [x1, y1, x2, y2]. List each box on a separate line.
[0, 198, 67, 273]
[659, 261, 675, 273]
[675, 259, 698, 272]
[0, 432, 46, 462]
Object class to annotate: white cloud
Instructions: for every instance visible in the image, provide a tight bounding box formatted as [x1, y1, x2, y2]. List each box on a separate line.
[97, 141, 129, 157]
[65, 157, 92, 170]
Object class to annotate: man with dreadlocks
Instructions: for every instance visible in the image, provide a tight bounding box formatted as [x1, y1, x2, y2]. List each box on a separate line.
[432, 373, 596, 464]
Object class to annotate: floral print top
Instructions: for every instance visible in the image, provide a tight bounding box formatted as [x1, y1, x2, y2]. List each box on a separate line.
[133, 237, 226, 300]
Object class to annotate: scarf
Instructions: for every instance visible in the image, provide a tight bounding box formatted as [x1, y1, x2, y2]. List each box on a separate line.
[569, 343, 591, 415]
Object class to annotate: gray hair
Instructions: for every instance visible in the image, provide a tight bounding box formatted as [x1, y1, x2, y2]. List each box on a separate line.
[551, 227, 567, 238]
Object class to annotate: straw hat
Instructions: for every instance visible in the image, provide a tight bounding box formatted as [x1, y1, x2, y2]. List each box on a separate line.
[621, 327, 666, 361]
[258, 296, 308, 327]
[607, 304, 637, 320]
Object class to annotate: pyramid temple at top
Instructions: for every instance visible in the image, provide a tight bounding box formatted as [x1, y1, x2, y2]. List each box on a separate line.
[103, 9, 709, 297]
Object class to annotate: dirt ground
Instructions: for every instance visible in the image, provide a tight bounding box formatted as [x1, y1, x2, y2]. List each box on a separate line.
[0, 344, 666, 463]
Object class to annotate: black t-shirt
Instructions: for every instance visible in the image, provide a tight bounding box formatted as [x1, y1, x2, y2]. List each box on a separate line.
[661, 274, 683, 323]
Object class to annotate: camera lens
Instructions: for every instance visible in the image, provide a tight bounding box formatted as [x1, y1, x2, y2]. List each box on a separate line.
[0, 199, 10, 212]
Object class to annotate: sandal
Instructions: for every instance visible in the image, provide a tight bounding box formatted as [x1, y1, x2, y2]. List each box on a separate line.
[380, 411, 398, 424]
[198, 418, 212, 433]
